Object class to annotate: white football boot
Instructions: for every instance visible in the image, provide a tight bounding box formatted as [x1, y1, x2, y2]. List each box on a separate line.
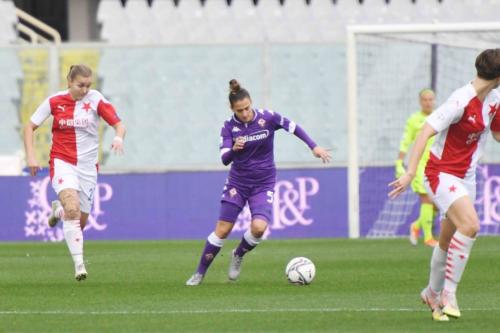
[228, 250, 243, 281]
[441, 289, 461, 318]
[48, 200, 62, 227]
[185, 273, 204, 286]
[420, 286, 449, 322]
[75, 263, 88, 282]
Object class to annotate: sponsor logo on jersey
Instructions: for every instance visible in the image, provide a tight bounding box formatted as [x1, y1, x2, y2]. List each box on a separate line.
[238, 130, 269, 143]
[57, 105, 66, 112]
[466, 131, 481, 145]
[467, 114, 476, 124]
[58, 118, 89, 129]
[232, 127, 241, 132]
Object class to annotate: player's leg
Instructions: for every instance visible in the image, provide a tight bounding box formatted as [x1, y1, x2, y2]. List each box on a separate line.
[58, 188, 86, 281]
[439, 195, 479, 319]
[51, 159, 86, 281]
[186, 185, 245, 286]
[229, 189, 272, 281]
[423, 173, 476, 319]
[186, 219, 235, 286]
[419, 194, 437, 247]
[410, 174, 436, 246]
[228, 217, 268, 281]
[69, 166, 98, 281]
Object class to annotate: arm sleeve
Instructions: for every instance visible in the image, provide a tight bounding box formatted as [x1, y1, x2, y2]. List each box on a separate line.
[399, 116, 416, 153]
[30, 97, 51, 126]
[97, 94, 121, 126]
[220, 125, 234, 166]
[426, 99, 464, 132]
[271, 111, 317, 149]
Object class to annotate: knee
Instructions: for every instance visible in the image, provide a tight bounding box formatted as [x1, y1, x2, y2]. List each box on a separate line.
[250, 220, 268, 238]
[459, 219, 480, 237]
[64, 205, 81, 220]
[215, 223, 233, 239]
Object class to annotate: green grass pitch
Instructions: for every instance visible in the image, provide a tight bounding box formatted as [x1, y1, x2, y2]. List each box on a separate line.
[1, 238, 500, 332]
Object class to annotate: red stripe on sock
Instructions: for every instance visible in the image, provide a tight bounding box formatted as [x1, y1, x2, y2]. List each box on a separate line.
[446, 269, 452, 275]
[452, 236, 465, 246]
[449, 241, 461, 251]
[446, 263, 454, 269]
[445, 275, 454, 281]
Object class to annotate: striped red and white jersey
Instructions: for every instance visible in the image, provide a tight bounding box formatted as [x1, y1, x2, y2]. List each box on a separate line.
[425, 83, 500, 180]
[30, 89, 120, 167]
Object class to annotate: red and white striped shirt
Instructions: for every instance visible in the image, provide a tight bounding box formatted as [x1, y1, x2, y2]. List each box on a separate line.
[30, 89, 120, 167]
[425, 83, 500, 181]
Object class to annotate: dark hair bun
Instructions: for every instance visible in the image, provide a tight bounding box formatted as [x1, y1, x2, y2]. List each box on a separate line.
[229, 79, 241, 93]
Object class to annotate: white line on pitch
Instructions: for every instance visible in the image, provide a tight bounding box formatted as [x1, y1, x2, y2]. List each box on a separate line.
[1, 308, 500, 315]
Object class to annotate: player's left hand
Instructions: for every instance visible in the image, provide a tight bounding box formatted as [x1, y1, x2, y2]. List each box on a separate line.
[111, 136, 124, 155]
[312, 146, 331, 163]
[388, 173, 413, 199]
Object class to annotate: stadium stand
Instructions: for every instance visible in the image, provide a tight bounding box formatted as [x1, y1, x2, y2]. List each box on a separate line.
[2, 0, 500, 171]
[0, 0, 17, 44]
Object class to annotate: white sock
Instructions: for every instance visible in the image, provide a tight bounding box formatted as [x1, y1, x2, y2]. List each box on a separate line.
[244, 229, 262, 246]
[444, 231, 475, 293]
[429, 245, 447, 293]
[207, 232, 224, 247]
[63, 219, 84, 266]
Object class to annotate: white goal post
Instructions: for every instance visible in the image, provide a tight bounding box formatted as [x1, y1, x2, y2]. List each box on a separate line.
[346, 22, 500, 239]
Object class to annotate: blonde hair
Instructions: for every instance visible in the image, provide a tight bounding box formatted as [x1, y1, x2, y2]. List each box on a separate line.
[67, 64, 92, 81]
[419, 88, 435, 98]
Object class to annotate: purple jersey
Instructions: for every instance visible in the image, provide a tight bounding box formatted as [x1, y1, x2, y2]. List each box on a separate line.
[219, 109, 316, 185]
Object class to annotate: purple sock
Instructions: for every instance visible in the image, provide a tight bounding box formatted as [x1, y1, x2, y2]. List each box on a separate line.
[196, 241, 222, 275]
[234, 237, 256, 257]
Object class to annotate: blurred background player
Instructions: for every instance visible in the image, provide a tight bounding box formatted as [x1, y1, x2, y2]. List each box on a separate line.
[186, 79, 331, 286]
[24, 64, 126, 281]
[396, 88, 438, 247]
[389, 49, 500, 321]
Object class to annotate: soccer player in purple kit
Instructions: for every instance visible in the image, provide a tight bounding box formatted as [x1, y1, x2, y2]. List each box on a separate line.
[186, 79, 331, 286]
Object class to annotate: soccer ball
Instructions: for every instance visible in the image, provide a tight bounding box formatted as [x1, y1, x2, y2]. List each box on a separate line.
[285, 257, 316, 285]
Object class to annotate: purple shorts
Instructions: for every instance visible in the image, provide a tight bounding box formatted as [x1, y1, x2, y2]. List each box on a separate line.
[219, 180, 274, 223]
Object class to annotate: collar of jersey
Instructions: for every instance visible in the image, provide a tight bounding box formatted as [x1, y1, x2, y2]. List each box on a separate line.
[232, 109, 257, 124]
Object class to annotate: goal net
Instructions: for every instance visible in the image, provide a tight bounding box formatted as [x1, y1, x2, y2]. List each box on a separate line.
[346, 23, 500, 238]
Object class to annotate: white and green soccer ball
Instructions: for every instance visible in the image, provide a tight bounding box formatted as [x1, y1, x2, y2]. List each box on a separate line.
[285, 257, 316, 285]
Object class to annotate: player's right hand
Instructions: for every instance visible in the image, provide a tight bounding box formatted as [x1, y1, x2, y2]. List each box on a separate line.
[395, 159, 406, 178]
[27, 157, 41, 176]
[388, 173, 413, 199]
[233, 137, 245, 151]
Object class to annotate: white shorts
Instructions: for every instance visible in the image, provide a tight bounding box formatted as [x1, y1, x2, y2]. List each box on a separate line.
[424, 171, 476, 216]
[50, 158, 97, 214]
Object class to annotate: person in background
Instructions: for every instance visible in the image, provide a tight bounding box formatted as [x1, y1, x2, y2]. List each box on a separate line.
[396, 88, 438, 247]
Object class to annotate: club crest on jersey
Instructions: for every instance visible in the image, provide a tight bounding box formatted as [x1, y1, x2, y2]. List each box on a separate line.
[229, 188, 237, 197]
[489, 103, 499, 117]
[258, 118, 266, 128]
[82, 102, 92, 112]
